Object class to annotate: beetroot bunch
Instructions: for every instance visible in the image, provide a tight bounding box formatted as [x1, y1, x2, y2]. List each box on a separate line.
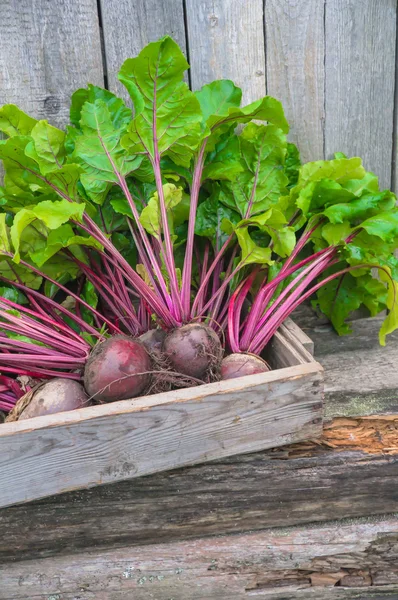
[1, 36, 398, 420]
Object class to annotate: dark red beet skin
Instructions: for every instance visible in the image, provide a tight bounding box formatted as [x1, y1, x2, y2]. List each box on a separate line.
[163, 323, 223, 381]
[221, 353, 270, 380]
[84, 335, 151, 402]
[139, 328, 166, 354]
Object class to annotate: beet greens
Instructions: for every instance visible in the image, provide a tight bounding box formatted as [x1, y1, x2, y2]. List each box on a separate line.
[0, 37, 289, 336]
[0, 35, 397, 409]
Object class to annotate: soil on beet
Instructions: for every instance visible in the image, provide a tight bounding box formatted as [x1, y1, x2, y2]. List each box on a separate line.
[163, 323, 223, 382]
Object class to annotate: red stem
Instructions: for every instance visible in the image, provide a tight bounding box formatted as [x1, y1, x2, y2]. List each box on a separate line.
[181, 139, 207, 318]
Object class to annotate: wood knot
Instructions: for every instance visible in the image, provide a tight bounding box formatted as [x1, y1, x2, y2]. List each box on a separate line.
[44, 95, 61, 114]
[208, 14, 218, 27]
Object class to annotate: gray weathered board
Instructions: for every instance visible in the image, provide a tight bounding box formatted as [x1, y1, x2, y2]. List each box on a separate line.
[1, 1, 397, 189]
[1, 441, 397, 563]
[0, 327, 323, 509]
[1, 514, 398, 600]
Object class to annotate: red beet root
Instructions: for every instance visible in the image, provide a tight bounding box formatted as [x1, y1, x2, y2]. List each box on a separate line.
[19, 378, 88, 420]
[221, 353, 270, 380]
[139, 328, 166, 354]
[84, 335, 151, 402]
[163, 323, 223, 382]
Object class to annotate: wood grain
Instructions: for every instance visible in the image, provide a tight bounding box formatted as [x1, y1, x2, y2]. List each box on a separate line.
[265, 0, 325, 163]
[184, 0, 266, 104]
[0, 0, 103, 128]
[282, 317, 315, 355]
[1, 515, 398, 599]
[0, 357, 323, 508]
[325, 0, 396, 190]
[99, 0, 187, 99]
[306, 315, 398, 419]
[1, 447, 397, 562]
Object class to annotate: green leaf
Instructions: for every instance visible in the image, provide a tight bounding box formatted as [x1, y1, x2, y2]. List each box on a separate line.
[285, 142, 301, 187]
[25, 120, 66, 175]
[119, 36, 202, 167]
[206, 95, 289, 134]
[0, 136, 83, 201]
[321, 221, 352, 246]
[357, 274, 388, 317]
[343, 231, 398, 278]
[313, 271, 365, 335]
[219, 123, 288, 218]
[64, 125, 81, 157]
[356, 210, 398, 243]
[0, 214, 11, 253]
[39, 254, 80, 281]
[160, 156, 193, 186]
[344, 171, 380, 195]
[324, 191, 396, 225]
[112, 231, 137, 266]
[202, 133, 243, 181]
[80, 280, 99, 326]
[235, 225, 273, 266]
[298, 157, 365, 187]
[0, 285, 27, 304]
[265, 225, 295, 257]
[139, 183, 183, 237]
[0, 136, 47, 192]
[110, 197, 133, 218]
[195, 187, 240, 247]
[107, 179, 154, 224]
[44, 272, 73, 298]
[236, 208, 295, 258]
[0, 259, 42, 290]
[0, 105, 37, 137]
[379, 268, 398, 345]
[296, 180, 354, 216]
[10, 200, 85, 262]
[29, 223, 102, 267]
[73, 100, 142, 204]
[70, 84, 132, 129]
[172, 191, 191, 227]
[46, 164, 84, 202]
[195, 79, 242, 125]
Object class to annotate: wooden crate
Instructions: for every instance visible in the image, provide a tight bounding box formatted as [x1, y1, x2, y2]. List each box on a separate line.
[0, 321, 323, 508]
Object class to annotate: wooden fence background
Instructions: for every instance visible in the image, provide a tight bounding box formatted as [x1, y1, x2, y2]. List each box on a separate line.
[0, 0, 396, 190]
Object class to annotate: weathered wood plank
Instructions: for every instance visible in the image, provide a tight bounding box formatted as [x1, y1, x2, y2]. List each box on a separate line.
[265, 0, 325, 163]
[0, 358, 323, 508]
[0, 0, 103, 128]
[306, 316, 398, 419]
[184, 0, 266, 104]
[1, 446, 397, 562]
[266, 329, 316, 368]
[282, 317, 315, 355]
[1, 515, 398, 599]
[99, 0, 187, 99]
[325, 0, 396, 189]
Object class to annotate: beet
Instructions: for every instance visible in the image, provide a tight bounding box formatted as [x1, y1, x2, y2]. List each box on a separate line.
[139, 328, 166, 355]
[84, 335, 151, 402]
[19, 379, 88, 420]
[221, 353, 271, 380]
[163, 323, 223, 382]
